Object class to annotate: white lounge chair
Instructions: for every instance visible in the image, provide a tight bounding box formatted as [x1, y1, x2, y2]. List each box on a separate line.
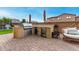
[63, 27, 79, 42]
[64, 33, 79, 39]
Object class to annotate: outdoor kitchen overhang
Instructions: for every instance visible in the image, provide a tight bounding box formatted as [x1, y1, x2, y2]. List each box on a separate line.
[32, 23, 54, 32]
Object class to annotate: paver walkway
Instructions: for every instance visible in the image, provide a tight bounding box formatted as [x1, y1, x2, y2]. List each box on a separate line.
[0, 34, 79, 51]
[0, 34, 13, 45]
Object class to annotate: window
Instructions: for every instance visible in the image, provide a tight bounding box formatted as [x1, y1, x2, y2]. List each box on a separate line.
[66, 16, 69, 18]
[69, 16, 71, 18]
[66, 16, 71, 19]
[57, 17, 61, 20]
[57, 18, 60, 20]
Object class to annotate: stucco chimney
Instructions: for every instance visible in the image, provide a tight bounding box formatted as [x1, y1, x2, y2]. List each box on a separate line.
[43, 10, 46, 22]
[29, 14, 31, 23]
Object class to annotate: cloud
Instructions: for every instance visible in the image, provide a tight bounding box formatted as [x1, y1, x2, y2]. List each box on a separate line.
[0, 10, 11, 17]
[0, 10, 17, 19]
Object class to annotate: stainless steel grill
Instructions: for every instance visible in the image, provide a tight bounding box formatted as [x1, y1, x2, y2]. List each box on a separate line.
[22, 23, 32, 30]
[22, 23, 32, 35]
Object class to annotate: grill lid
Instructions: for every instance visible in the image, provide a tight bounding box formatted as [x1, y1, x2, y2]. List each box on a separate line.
[22, 23, 32, 29]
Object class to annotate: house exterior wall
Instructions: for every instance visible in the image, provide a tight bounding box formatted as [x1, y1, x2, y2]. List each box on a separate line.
[47, 14, 76, 22]
[51, 22, 76, 33]
[75, 22, 79, 29]
[76, 17, 79, 22]
[59, 14, 76, 22]
[47, 17, 58, 22]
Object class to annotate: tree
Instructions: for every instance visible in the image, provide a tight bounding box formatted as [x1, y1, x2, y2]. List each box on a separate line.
[2, 17, 12, 24]
[21, 19, 26, 23]
[0, 17, 12, 29]
[0, 19, 2, 29]
[0, 19, 2, 23]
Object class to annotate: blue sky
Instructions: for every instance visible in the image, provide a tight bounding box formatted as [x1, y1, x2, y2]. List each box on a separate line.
[0, 7, 78, 22]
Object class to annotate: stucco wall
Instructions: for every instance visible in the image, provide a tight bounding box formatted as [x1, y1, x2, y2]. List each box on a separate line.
[47, 14, 76, 22]
[51, 22, 76, 33]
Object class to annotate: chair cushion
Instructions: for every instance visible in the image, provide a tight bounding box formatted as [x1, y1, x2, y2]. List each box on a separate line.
[68, 30, 79, 35]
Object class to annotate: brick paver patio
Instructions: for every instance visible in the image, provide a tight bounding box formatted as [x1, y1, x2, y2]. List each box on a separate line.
[0, 34, 79, 51]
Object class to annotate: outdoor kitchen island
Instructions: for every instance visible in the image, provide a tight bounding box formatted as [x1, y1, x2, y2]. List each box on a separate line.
[32, 23, 57, 39]
[13, 23, 32, 39]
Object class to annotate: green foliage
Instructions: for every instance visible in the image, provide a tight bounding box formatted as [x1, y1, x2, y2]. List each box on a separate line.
[0, 17, 12, 29]
[0, 17, 12, 25]
[2, 17, 12, 24]
[0, 19, 2, 23]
